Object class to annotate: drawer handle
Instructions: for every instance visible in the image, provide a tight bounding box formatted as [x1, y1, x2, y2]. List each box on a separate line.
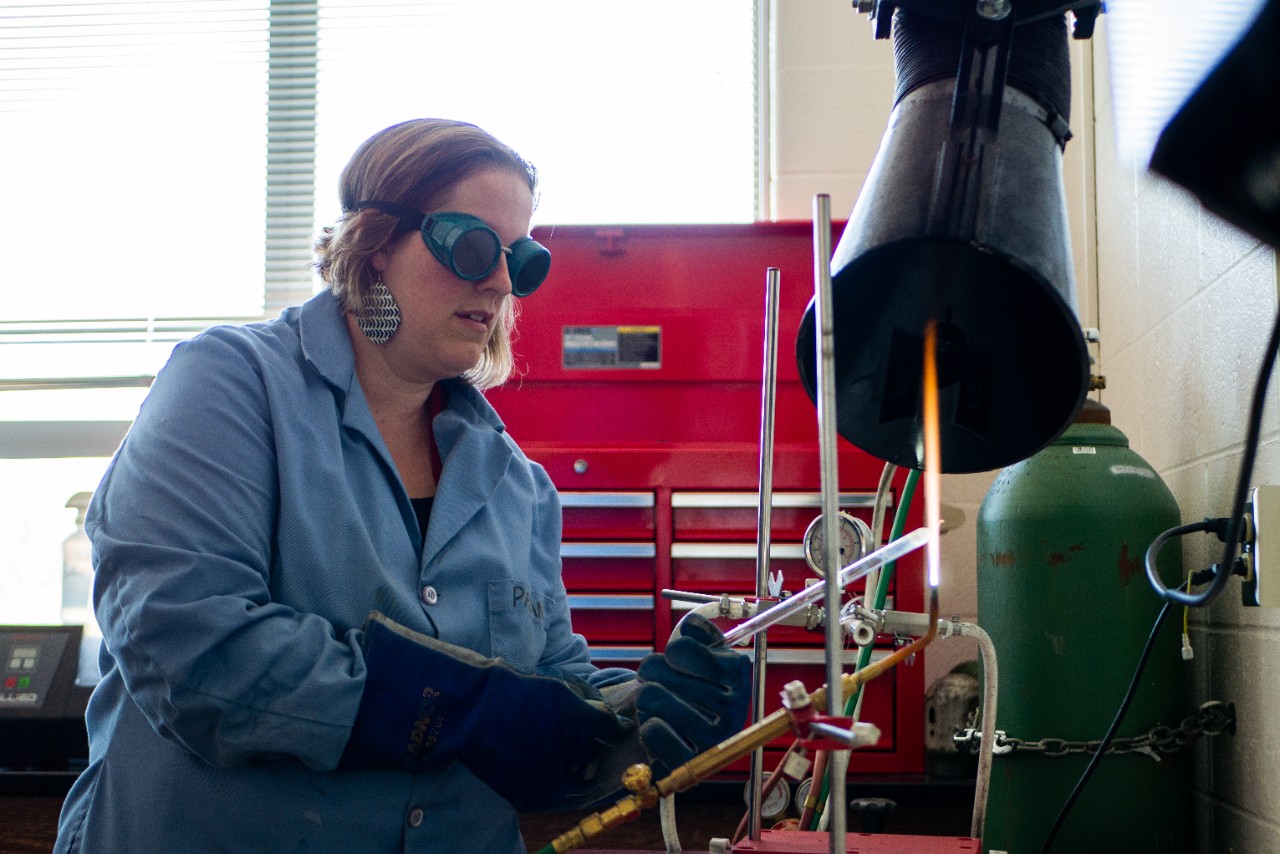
[765, 648, 890, 666]
[561, 492, 656, 508]
[671, 543, 805, 560]
[561, 542, 657, 559]
[672, 491, 881, 509]
[568, 595, 655, 610]
[669, 594, 896, 612]
[588, 646, 654, 662]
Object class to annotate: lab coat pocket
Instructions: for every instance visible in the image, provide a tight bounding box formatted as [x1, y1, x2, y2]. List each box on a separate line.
[487, 580, 547, 669]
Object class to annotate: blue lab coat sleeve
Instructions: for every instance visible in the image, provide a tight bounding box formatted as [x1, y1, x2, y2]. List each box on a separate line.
[89, 327, 366, 770]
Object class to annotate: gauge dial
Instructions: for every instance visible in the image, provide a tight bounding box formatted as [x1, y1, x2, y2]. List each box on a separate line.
[795, 776, 815, 816]
[743, 772, 792, 820]
[802, 511, 873, 577]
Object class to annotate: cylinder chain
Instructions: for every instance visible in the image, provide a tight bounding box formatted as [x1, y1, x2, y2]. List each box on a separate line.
[953, 700, 1236, 760]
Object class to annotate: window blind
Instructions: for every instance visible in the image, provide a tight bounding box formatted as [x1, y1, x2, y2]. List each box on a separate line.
[0, 0, 760, 623]
[0, 1, 271, 323]
[0, 0, 757, 391]
[1, 0, 755, 347]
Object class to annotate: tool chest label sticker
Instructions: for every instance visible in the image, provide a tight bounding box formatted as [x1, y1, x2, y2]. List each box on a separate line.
[562, 326, 660, 369]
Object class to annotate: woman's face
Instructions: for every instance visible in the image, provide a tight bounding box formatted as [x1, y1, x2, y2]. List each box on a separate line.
[371, 167, 533, 385]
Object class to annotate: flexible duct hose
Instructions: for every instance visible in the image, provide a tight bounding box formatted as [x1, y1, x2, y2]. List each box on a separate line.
[892, 9, 1072, 145]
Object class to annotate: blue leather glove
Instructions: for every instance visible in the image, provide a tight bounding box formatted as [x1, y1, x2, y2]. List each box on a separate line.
[340, 612, 634, 811]
[635, 614, 752, 771]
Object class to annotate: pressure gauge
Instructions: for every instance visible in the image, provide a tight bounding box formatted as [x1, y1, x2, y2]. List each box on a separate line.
[795, 777, 815, 816]
[743, 773, 792, 821]
[802, 511, 873, 577]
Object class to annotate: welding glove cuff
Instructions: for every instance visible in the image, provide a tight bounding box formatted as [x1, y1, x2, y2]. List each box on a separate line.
[635, 614, 752, 772]
[340, 611, 635, 811]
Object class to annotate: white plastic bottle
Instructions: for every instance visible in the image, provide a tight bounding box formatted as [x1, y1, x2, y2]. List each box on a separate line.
[61, 492, 94, 625]
[62, 491, 102, 685]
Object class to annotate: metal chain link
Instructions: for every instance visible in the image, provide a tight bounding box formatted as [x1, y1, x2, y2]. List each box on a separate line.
[953, 700, 1236, 761]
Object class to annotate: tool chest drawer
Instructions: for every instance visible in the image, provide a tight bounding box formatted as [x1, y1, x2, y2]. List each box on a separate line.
[671, 491, 881, 542]
[561, 491, 655, 540]
[559, 542, 657, 592]
[667, 542, 893, 601]
[567, 594, 655, 644]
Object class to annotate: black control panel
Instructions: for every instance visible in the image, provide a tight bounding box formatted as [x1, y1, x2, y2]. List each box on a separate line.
[0, 626, 91, 769]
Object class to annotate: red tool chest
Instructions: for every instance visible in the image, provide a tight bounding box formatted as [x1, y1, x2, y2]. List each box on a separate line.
[486, 222, 925, 777]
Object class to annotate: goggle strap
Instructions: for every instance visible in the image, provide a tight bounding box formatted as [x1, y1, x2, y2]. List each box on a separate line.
[352, 199, 426, 233]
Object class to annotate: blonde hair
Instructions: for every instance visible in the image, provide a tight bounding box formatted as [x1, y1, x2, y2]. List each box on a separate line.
[314, 119, 537, 389]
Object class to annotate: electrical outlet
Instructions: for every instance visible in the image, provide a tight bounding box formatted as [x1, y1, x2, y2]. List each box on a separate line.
[1247, 485, 1280, 607]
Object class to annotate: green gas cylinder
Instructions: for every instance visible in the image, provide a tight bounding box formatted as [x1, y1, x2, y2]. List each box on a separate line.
[976, 400, 1190, 853]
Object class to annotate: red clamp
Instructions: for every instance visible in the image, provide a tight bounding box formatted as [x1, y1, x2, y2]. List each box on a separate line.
[780, 680, 859, 751]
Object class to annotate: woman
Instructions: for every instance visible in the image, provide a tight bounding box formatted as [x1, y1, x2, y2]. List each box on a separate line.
[54, 119, 749, 853]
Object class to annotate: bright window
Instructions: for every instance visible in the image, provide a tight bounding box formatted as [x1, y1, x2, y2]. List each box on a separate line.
[0, 0, 758, 623]
[313, 0, 758, 227]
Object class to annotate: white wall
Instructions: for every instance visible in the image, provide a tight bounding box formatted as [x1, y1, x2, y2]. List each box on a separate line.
[771, 3, 1280, 851]
[1091, 17, 1280, 852]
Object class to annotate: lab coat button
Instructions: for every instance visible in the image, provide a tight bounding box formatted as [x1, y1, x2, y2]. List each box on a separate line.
[421, 585, 438, 606]
[407, 807, 424, 828]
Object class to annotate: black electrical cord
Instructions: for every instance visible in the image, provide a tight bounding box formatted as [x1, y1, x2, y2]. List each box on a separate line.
[1145, 517, 1241, 589]
[1047, 522, 1233, 852]
[1040, 599, 1173, 854]
[1145, 304, 1280, 607]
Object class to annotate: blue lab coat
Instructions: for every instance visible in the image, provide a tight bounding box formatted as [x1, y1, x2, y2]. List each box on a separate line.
[55, 290, 620, 853]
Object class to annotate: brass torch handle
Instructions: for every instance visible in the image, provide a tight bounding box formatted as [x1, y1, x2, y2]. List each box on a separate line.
[540, 607, 938, 854]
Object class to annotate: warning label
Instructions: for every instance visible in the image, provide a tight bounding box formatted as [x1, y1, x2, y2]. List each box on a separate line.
[562, 326, 661, 369]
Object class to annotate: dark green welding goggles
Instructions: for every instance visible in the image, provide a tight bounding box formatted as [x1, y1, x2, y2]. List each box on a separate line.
[355, 199, 551, 297]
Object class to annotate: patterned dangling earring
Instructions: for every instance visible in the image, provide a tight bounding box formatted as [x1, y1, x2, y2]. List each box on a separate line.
[355, 280, 401, 345]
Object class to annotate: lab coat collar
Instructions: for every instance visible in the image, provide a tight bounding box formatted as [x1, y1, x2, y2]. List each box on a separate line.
[423, 382, 514, 565]
[294, 290, 509, 432]
[297, 290, 516, 562]
[298, 290, 357, 397]
[296, 291, 388, 454]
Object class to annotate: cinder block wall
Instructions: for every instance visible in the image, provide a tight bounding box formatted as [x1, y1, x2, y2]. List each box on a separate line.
[1090, 21, 1280, 854]
[772, 2, 1280, 850]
